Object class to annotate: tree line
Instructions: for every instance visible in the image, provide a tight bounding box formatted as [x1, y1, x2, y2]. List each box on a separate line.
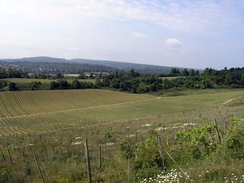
[161, 67, 244, 89]
[49, 79, 96, 90]
[95, 69, 162, 93]
[1, 66, 244, 92]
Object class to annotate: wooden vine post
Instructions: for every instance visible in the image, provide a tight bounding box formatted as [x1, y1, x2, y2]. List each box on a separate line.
[21, 148, 25, 162]
[99, 146, 102, 169]
[157, 135, 166, 171]
[32, 149, 46, 183]
[213, 119, 221, 144]
[7, 149, 13, 163]
[85, 138, 92, 183]
[0, 149, 6, 163]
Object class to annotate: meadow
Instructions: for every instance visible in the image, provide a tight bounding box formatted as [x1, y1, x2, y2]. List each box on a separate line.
[0, 88, 244, 182]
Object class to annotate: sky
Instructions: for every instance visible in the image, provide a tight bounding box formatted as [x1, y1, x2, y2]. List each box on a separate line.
[0, 0, 244, 69]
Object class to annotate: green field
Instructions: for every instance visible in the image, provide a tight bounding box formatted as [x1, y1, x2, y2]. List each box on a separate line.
[0, 88, 244, 182]
[0, 89, 244, 136]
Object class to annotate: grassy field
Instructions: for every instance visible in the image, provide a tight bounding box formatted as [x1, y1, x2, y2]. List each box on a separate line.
[63, 74, 80, 77]
[0, 89, 243, 136]
[0, 88, 244, 182]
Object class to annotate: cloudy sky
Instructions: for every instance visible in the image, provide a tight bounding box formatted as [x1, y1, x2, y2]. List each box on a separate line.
[0, 0, 244, 69]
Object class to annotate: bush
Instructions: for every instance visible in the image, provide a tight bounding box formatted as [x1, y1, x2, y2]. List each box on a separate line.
[224, 128, 244, 159]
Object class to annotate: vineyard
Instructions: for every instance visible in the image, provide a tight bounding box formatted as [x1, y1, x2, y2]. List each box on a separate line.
[1, 89, 244, 136]
[0, 89, 244, 182]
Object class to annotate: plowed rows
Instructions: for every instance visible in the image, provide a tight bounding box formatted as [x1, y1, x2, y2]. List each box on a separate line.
[0, 89, 154, 117]
[0, 90, 156, 135]
[0, 89, 244, 136]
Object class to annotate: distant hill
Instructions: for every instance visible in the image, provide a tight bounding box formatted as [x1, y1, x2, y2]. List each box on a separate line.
[70, 58, 177, 74]
[2, 56, 67, 63]
[0, 56, 200, 75]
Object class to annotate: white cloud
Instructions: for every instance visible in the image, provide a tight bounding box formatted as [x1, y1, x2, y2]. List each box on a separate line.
[1, 0, 243, 35]
[164, 38, 194, 56]
[110, 28, 115, 32]
[166, 39, 182, 47]
[43, 0, 243, 34]
[67, 47, 79, 51]
[132, 32, 150, 39]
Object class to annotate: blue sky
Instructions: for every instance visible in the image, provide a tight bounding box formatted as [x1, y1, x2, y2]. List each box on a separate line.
[0, 0, 243, 69]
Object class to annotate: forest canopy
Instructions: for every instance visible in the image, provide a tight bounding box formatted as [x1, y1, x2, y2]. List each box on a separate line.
[0, 66, 244, 92]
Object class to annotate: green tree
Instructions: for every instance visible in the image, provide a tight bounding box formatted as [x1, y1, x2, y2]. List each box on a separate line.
[72, 79, 81, 89]
[57, 79, 69, 89]
[77, 73, 86, 79]
[127, 68, 139, 78]
[88, 73, 95, 79]
[189, 69, 195, 76]
[110, 78, 120, 89]
[50, 81, 59, 89]
[0, 68, 7, 78]
[55, 72, 63, 79]
[136, 83, 148, 93]
[37, 73, 47, 79]
[225, 73, 233, 85]
[102, 75, 110, 86]
[240, 73, 244, 86]
[0, 81, 6, 89]
[162, 78, 171, 89]
[114, 69, 120, 78]
[95, 75, 103, 87]
[203, 68, 210, 75]
[182, 68, 189, 76]
[8, 82, 17, 91]
[169, 68, 180, 76]
[30, 81, 41, 90]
